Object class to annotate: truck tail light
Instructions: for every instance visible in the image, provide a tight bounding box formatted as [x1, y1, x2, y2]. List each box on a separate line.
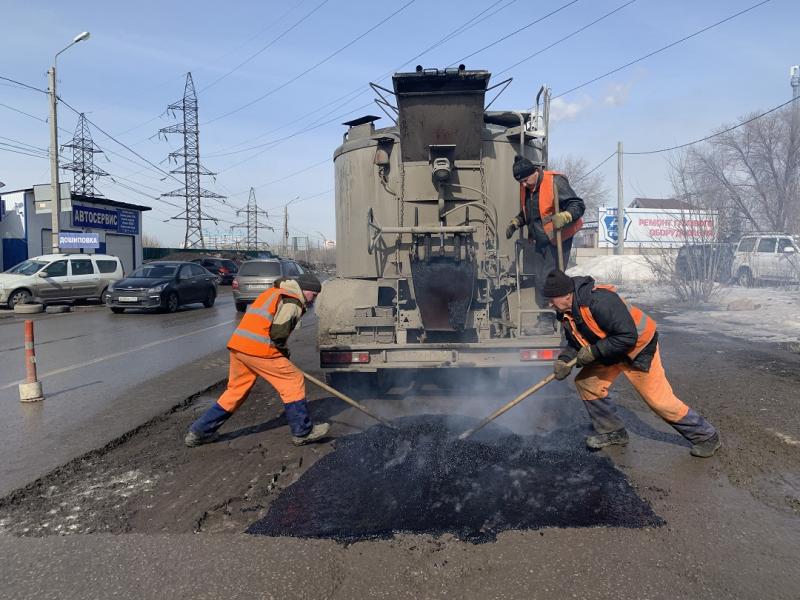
[519, 349, 558, 361]
[321, 351, 370, 365]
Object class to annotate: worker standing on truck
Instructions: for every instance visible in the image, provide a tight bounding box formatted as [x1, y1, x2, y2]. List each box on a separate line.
[506, 155, 585, 332]
[185, 273, 330, 448]
[543, 269, 721, 458]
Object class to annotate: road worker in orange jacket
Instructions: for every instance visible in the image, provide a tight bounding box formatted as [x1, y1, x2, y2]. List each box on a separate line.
[506, 155, 585, 332]
[542, 269, 721, 458]
[185, 273, 329, 447]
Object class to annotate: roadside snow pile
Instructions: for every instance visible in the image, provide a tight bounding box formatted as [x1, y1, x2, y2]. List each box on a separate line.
[567, 255, 662, 283]
[663, 286, 800, 345]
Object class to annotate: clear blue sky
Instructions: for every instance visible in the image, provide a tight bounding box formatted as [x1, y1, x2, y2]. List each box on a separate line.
[1, 0, 797, 246]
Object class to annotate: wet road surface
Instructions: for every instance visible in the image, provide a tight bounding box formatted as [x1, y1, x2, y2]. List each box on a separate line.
[0, 316, 797, 598]
[0, 289, 241, 495]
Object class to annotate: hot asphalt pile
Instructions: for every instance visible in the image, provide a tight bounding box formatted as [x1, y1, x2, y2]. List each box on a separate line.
[247, 415, 664, 543]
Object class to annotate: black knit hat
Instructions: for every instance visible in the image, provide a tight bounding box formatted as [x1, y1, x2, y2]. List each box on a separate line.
[542, 269, 574, 298]
[296, 273, 322, 293]
[512, 155, 536, 181]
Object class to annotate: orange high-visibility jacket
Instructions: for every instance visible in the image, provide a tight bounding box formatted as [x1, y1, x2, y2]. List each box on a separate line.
[519, 170, 583, 244]
[562, 284, 657, 360]
[227, 287, 303, 358]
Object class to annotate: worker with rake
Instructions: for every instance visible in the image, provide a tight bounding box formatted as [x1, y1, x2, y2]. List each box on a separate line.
[543, 269, 721, 458]
[185, 274, 330, 448]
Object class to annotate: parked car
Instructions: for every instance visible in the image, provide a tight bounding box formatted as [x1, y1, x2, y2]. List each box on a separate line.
[731, 233, 800, 287]
[190, 257, 239, 285]
[675, 243, 734, 283]
[105, 261, 217, 313]
[0, 253, 123, 308]
[232, 258, 305, 312]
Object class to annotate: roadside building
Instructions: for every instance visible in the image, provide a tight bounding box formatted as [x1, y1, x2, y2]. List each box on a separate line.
[0, 184, 151, 273]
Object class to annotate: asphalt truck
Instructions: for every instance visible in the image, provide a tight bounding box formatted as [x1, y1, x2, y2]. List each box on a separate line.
[316, 66, 563, 386]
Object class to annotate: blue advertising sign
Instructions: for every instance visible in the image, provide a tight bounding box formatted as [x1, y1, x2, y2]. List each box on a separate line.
[72, 205, 119, 231]
[117, 209, 140, 235]
[59, 232, 100, 249]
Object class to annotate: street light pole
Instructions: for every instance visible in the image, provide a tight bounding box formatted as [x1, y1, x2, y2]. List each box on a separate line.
[48, 31, 90, 254]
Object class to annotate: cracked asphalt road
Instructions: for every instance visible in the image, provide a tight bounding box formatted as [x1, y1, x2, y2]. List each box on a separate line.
[0, 312, 798, 599]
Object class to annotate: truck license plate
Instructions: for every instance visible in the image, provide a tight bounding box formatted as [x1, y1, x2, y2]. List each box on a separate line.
[248, 284, 266, 290]
[118, 296, 138, 302]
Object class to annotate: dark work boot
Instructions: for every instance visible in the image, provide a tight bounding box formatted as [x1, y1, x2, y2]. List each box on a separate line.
[586, 428, 629, 450]
[185, 402, 231, 448]
[670, 409, 719, 457]
[690, 432, 721, 458]
[285, 398, 330, 446]
[184, 430, 219, 448]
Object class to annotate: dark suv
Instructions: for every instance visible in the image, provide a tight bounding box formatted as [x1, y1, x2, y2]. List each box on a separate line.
[191, 257, 239, 285]
[675, 243, 734, 283]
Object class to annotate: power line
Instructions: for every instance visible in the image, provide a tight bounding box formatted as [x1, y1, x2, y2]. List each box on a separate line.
[0, 145, 49, 160]
[204, 0, 417, 125]
[213, 101, 373, 173]
[553, 0, 773, 99]
[58, 97, 183, 187]
[0, 135, 48, 154]
[574, 96, 799, 180]
[625, 96, 800, 155]
[0, 75, 46, 94]
[0, 101, 46, 122]
[449, 0, 580, 66]
[573, 151, 617, 184]
[209, 0, 515, 156]
[495, 0, 637, 77]
[198, 0, 331, 93]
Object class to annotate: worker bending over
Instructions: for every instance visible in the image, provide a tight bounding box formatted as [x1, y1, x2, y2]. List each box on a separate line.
[185, 273, 329, 448]
[543, 269, 721, 458]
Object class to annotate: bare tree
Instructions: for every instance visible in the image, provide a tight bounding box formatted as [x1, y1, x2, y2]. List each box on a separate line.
[141, 233, 162, 248]
[678, 105, 800, 235]
[549, 154, 610, 219]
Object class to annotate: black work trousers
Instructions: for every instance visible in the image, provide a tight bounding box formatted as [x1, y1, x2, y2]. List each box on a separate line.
[518, 237, 574, 309]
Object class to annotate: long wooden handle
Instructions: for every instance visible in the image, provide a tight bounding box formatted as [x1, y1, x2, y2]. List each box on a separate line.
[553, 178, 565, 271]
[303, 372, 397, 429]
[458, 358, 577, 440]
[556, 228, 565, 271]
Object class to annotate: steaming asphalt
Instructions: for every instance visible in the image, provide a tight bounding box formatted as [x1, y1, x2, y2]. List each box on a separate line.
[0, 307, 798, 598]
[0, 288, 243, 496]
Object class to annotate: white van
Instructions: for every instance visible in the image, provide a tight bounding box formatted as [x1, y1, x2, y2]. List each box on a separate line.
[0, 254, 124, 307]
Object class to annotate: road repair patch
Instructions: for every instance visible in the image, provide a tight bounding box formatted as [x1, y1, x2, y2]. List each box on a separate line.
[247, 416, 664, 543]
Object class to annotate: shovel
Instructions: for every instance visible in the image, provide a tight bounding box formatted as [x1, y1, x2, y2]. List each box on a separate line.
[458, 358, 577, 440]
[303, 371, 397, 430]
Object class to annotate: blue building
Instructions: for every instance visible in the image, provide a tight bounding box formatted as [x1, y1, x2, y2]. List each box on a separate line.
[0, 185, 151, 274]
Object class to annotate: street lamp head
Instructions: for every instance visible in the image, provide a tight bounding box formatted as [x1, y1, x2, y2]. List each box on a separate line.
[73, 31, 91, 43]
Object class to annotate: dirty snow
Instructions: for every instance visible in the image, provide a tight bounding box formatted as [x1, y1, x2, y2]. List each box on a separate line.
[568, 254, 800, 346]
[568, 254, 665, 283]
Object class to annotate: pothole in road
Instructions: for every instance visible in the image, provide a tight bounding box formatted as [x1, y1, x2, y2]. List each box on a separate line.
[247, 415, 664, 544]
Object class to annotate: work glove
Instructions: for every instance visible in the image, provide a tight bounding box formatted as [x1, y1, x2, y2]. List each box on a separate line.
[576, 345, 596, 367]
[505, 217, 522, 239]
[553, 359, 574, 381]
[551, 211, 573, 230]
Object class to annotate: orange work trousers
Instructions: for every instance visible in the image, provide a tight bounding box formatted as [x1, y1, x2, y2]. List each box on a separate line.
[216, 349, 305, 413]
[574, 347, 690, 423]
